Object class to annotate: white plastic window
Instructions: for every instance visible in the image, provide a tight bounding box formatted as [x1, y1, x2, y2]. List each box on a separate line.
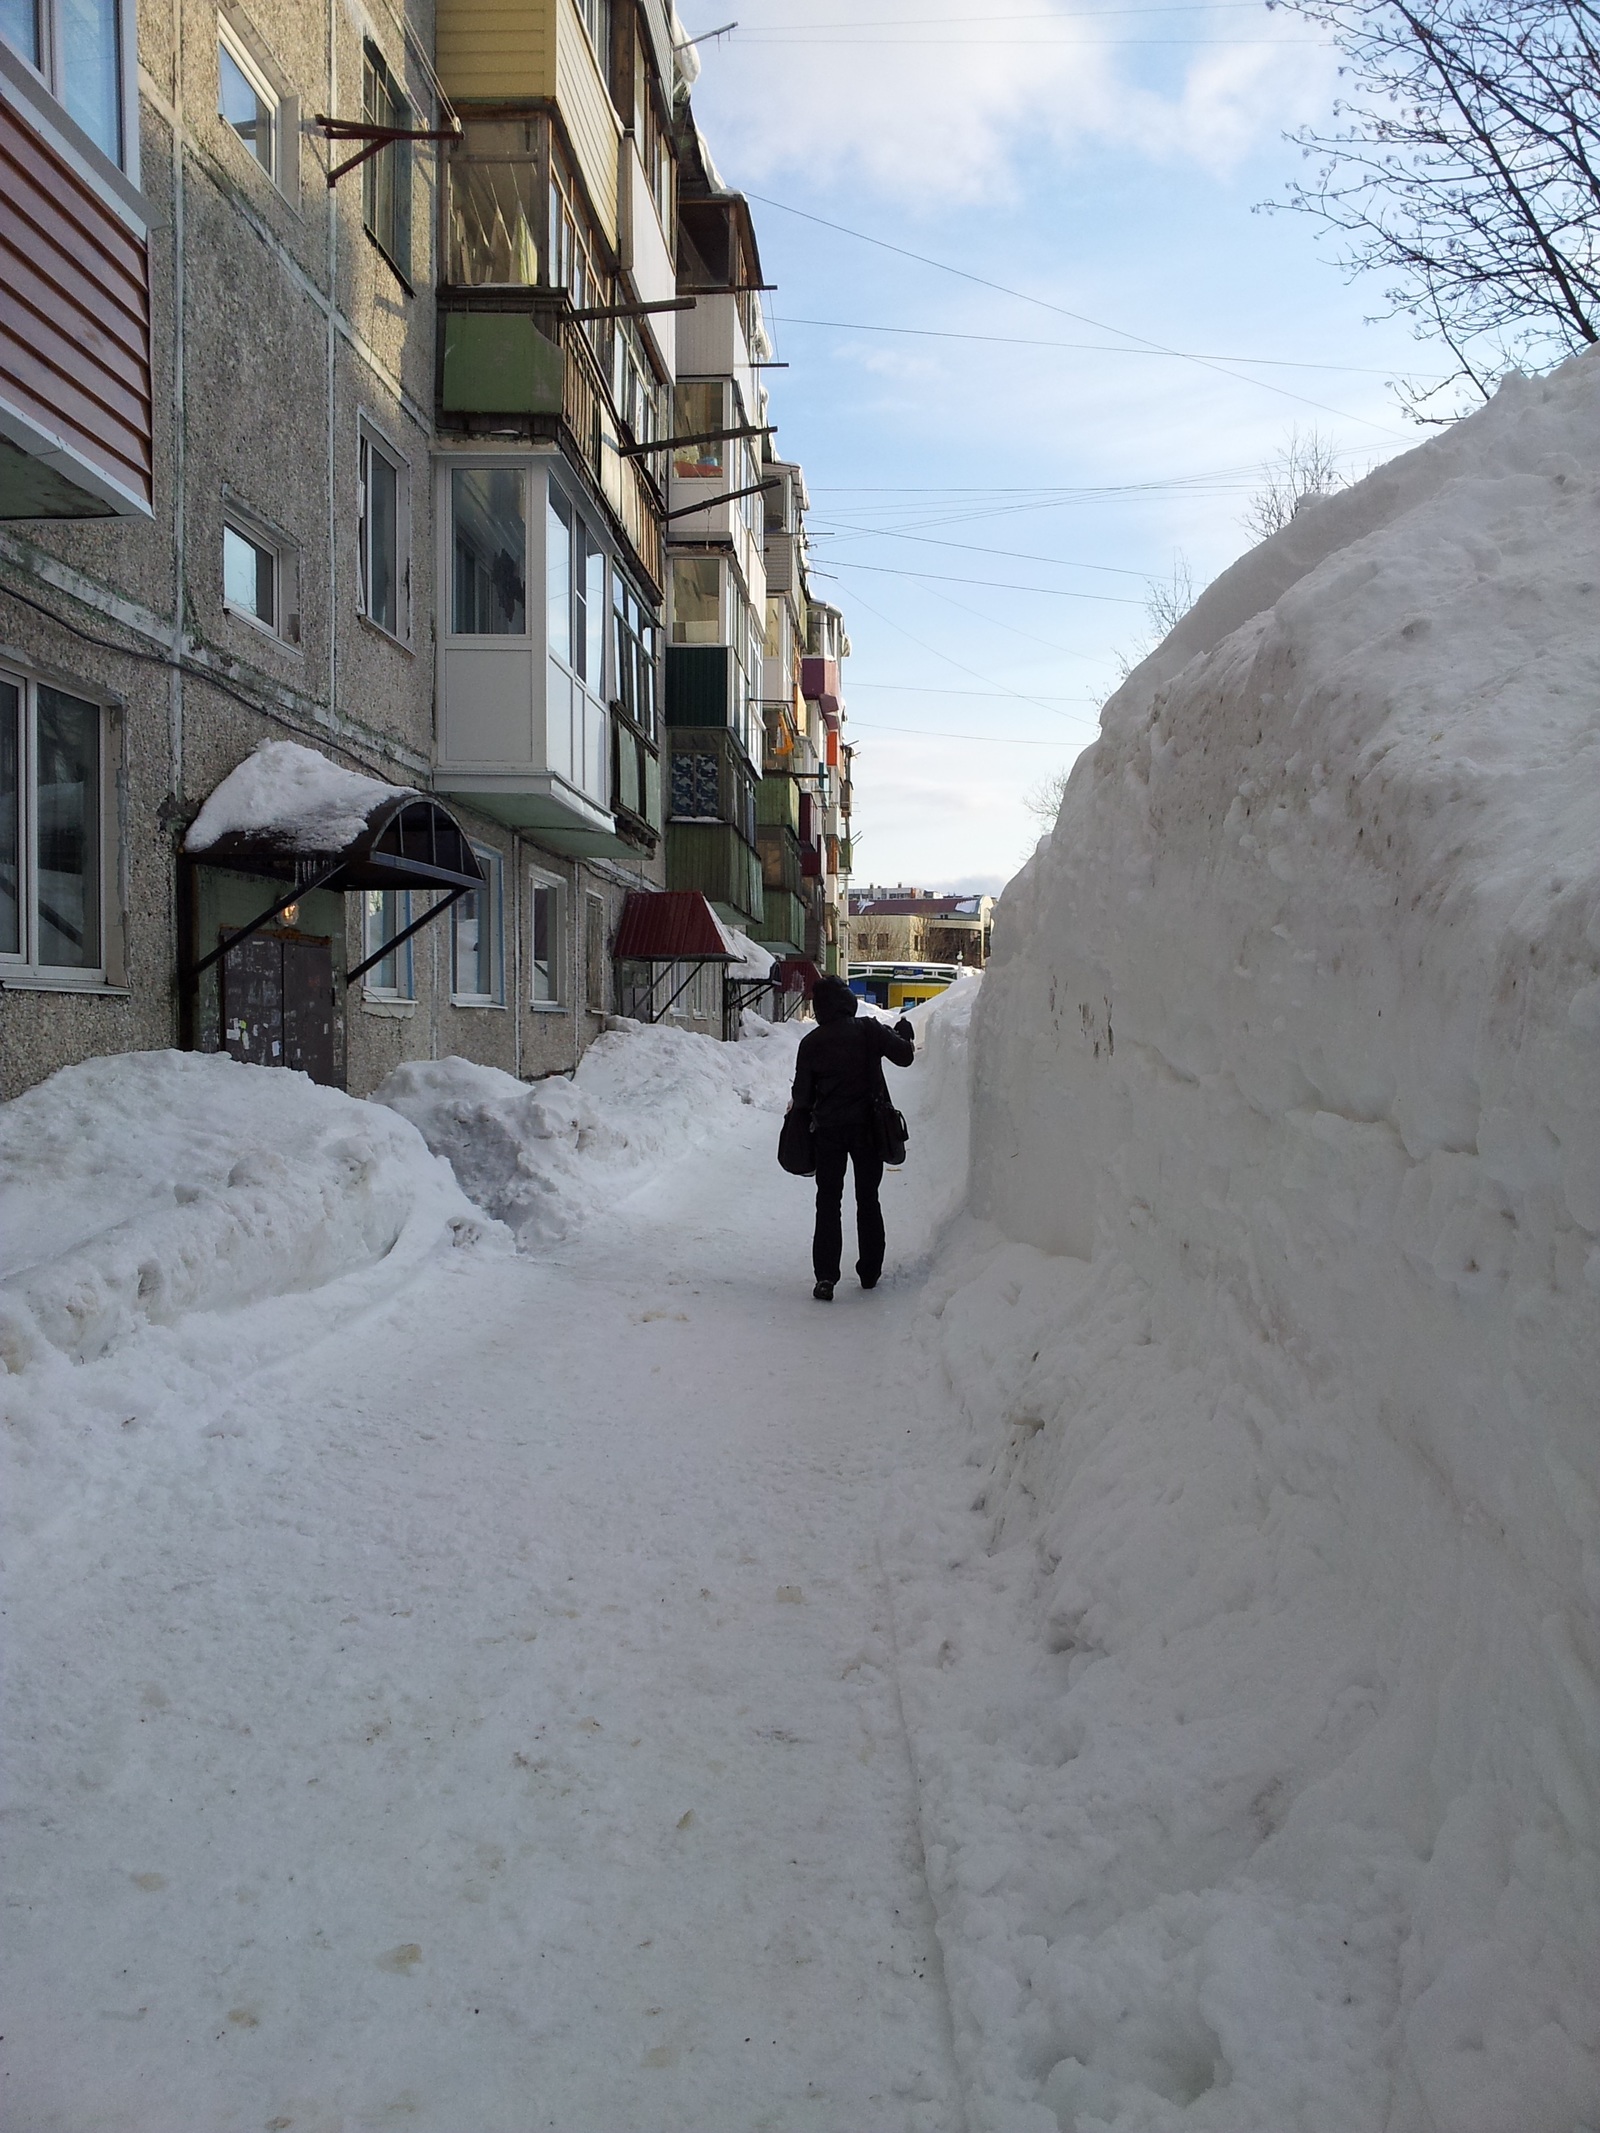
[358, 426, 406, 639]
[0, 671, 105, 976]
[361, 887, 413, 998]
[528, 872, 563, 1006]
[451, 846, 503, 1004]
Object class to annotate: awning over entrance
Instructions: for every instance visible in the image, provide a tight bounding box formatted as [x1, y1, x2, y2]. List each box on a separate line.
[180, 744, 487, 1050]
[613, 890, 737, 963]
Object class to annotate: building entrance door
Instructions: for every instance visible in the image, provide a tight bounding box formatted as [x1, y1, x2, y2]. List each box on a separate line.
[220, 931, 338, 1084]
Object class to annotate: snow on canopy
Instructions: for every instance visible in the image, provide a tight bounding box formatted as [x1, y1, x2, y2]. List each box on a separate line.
[893, 349, 1600, 2128]
[716, 921, 775, 980]
[185, 739, 416, 856]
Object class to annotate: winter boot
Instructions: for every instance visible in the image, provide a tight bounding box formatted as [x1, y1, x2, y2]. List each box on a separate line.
[813, 1279, 834, 1301]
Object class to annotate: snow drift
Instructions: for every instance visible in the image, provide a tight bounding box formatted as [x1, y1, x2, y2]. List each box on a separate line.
[898, 354, 1600, 2129]
[373, 1018, 798, 1246]
[0, 1050, 487, 1376]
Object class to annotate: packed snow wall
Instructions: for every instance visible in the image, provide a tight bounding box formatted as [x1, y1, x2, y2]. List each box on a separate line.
[957, 354, 1600, 2126]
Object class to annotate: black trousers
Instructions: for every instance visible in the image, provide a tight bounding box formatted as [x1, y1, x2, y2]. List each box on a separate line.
[812, 1123, 885, 1284]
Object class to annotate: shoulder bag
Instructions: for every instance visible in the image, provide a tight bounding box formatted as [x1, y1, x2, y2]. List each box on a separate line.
[778, 1105, 816, 1176]
[872, 1062, 910, 1168]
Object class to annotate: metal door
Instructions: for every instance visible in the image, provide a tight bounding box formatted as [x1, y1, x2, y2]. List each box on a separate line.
[281, 936, 336, 1084]
[220, 933, 338, 1085]
[221, 935, 283, 1066]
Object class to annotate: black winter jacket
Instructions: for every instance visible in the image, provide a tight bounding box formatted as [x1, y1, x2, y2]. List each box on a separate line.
[791, 1006, 915, 1132]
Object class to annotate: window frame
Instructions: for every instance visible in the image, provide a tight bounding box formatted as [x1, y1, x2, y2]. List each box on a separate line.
[447, 460, 529, 641]
[0, 664, 119, 987]
[450, 843, 504, 1006]
[360, 886, 414, 1002]
[215, 10, 296, 196]
[670, 553, 723, 646]
[527, 865, 565, 1010]
[611, 570, 658, 742]
[361, 39, 412, 286]
[2, 0, 138, 177]
[357, 418, 409, 643]
[221, 495, 299, 646]
[672, 379, 727, 483]
[547, 479, 609, 699]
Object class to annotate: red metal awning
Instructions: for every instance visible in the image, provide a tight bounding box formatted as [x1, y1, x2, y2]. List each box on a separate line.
[613, 890, 735, 962]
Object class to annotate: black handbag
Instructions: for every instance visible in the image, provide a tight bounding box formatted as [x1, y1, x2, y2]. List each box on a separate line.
[778, 1106, 816, 1176]
[872, 1066, 909, 1167]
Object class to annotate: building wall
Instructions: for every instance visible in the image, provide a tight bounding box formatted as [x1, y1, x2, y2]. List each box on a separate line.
[0, 0, 664, 1101]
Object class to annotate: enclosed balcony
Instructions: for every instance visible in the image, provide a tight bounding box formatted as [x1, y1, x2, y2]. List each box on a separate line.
[434, 457, 661, 860]
[0, 45, 152, 519]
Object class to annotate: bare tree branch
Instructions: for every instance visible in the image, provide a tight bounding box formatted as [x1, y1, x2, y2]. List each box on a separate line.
[1265, 0, 1600, 412]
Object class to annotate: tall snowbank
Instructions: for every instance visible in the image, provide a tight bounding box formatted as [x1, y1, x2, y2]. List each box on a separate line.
[372, 1018, 799, 1246]
[898, 354, 1600, 2129]
[881, 973, 980, 1262]
[0, 1051, 489, 1378]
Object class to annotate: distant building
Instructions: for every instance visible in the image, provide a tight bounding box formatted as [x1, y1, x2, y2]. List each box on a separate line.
[847, 891, 994, 970]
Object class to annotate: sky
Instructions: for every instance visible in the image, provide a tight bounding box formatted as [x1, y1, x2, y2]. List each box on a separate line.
[682, 0, 1452, 895]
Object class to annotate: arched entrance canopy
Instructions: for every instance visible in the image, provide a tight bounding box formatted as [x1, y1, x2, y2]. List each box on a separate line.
[181, 743, 486, 1007]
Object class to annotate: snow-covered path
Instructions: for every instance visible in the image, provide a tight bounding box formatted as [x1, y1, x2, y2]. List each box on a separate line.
[4, 1083, 964, 2132]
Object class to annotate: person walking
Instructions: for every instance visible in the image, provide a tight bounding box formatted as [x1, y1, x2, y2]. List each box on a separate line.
[788, 974, 915, 1301]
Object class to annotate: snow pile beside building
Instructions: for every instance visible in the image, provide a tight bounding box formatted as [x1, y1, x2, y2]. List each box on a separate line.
[0, 1051, 488, 1382]
[892, 354, 1600, 2130]
[373, 1018, 799, 1246]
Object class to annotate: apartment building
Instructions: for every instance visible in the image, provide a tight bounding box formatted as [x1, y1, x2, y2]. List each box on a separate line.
[801, 598, 853, 974]
[659, 121, 767, 950]
[0, 0, 848, 1096]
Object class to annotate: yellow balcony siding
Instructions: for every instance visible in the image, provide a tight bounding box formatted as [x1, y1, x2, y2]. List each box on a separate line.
[436, 0, 619, 246]
[436, 0, 554, 100]
[554, 0, 619, 241]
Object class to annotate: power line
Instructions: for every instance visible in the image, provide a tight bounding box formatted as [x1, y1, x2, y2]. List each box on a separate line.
[726, 34, 1328, 43]
[807, 523, 1151, 575]
[848, 681, 1098, 699]
[827, 584, 1090, 721]
[745, 192, 1415, 439]
[828, 558, 1147, 602]
[850, 719, 1077, 746]
[772, 314, 1438, 379]
[714, 5, 1282, 20]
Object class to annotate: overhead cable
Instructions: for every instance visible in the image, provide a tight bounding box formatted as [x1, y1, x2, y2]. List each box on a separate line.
[744, 193, 1415, 439]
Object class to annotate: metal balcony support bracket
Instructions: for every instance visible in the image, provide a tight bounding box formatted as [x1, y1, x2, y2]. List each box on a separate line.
[617, 423, 774, 463]
[316, 115, 459, 186]
[569, 296, 698, 323]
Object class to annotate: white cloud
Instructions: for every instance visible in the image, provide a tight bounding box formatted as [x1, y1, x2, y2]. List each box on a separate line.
[688, 2, 1336, 204]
